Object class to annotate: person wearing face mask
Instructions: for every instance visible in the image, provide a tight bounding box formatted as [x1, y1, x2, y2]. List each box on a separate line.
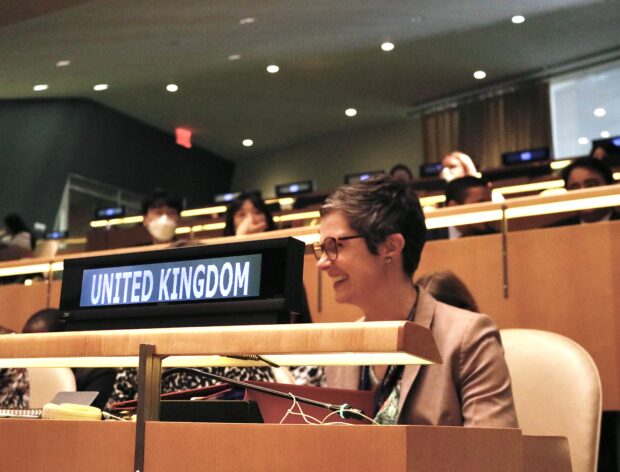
[439, 151, 478, 183]
[142, 191, 183, 244]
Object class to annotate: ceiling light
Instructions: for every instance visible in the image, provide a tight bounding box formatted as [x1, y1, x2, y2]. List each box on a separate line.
[266, 65, 279, 74]
[93, 84, 108, 91]
[242, 139, 254, 147]
[33, 84, 48, 92]
[410, 16, 424, 23]
[593, 107, 606, 117]
[166, 84, 179, 92]
[600, 131, 610, 138]
[511, 15, 525, 24]
[228, 54, 241, 61]
[577, 137, 589, 145]
[381, 42, 395, 52]
[345, 108, 357, 117]
[473, 70, 486, 80]
[239, 17, 255, 25]
[56, 60, 70, 67]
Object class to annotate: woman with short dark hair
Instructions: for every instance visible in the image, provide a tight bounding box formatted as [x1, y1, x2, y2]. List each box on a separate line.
[315, 176, 517, 427]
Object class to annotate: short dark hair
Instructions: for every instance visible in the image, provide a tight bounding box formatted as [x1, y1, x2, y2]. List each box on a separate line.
[22, 308, 64, 333]
[389, 164, 414, 180]
[224, 192, 276, 236]
[321, 176, 427, 276]
[445, 176, 490, 204]
[561, 157, 614, 186]
[142, 190, 183, 215]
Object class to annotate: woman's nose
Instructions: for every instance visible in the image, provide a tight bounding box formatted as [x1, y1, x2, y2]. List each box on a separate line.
[316, 252, 331, 270]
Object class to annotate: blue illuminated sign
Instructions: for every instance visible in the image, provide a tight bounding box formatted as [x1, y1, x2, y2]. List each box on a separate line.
[80, 254, 262, 307]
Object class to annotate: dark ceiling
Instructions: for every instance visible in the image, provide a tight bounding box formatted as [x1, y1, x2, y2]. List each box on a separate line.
[1, 0, 619, 159]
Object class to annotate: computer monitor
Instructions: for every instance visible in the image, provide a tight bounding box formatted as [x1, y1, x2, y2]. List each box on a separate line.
[60, 237, 305, 331]
[275, 180, 314, 197]
[94, 206, 126, 219]
[214, 192, 241, 203]
[344, 170, 384, 184]
[501, 147, 550, 166]
[419, 162, 442, 177]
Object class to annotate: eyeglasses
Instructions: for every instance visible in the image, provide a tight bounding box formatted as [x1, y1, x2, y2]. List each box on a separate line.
[312, 235, 364, 261]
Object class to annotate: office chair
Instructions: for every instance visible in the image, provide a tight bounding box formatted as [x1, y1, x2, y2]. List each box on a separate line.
[500, 329, 602, 472]
[27, 367, 76, 408]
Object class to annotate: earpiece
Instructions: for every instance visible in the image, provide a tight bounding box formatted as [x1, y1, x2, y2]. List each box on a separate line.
[42, 403, 102, 421]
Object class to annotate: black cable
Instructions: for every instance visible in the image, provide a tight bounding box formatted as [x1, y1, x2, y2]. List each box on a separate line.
[162, 367, 365, 420]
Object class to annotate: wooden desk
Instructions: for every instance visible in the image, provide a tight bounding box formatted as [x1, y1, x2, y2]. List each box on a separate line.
[1, 419, 569, 472]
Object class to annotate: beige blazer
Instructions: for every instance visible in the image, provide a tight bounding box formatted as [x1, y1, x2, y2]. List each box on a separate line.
[325, 287, 518, 427]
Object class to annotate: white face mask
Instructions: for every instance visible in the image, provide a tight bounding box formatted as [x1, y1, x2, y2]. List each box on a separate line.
[146, 215, 177, 242]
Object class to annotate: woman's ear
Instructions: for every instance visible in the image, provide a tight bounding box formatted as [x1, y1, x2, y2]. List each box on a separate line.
[380, 233, 405, 258]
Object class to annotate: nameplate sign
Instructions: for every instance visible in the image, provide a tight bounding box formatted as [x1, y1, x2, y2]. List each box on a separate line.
[80, 254, 262, 307]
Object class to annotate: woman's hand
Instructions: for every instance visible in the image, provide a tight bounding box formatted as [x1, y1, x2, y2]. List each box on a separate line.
[235, 214, 267, 235]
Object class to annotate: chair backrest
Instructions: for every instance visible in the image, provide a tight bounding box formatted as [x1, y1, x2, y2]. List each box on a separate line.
[27, 367, 77, 408]
[500, 329, 602, 472]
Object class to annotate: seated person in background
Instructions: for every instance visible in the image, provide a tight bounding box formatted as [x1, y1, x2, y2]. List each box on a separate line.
[142, 191, 183, 244]
[316, 176, 517, 426]
[550, 157, 619, 226]
[389, 164, 414, 183]
[223, 192, 323, 385]
[590, 141, 620, 162]
[0, 325, 29, 408]
[223, 192, 275, 236]
[416, 270, 479, 312]
[0, 213, 36, 261]
[429, 176, 498, 239]
[22, 309, 116, 410]
[440, 151, 478, 182]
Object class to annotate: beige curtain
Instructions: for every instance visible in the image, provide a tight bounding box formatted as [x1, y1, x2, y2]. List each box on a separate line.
[423, 83, 551, 170]
[422, 108, 459, 164]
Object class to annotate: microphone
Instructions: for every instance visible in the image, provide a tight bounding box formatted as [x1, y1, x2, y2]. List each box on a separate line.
[162, 368, 366, 420]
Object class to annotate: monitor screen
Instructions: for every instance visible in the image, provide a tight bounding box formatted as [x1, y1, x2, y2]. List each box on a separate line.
[419, 162, 442, 177]
[214, 192, 241, 203]
[344, 170, 384, 184]
[501, 147, 550, 166]
[60, 237, 305, 330]
[95, 205, 126, 219]
[275, 180, 314, 197]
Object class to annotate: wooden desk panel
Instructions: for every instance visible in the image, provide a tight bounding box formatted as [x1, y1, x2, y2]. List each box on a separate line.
[0, 419, 134, 472]
[417, 221, 619, 410]
[145, 423, 523, 472]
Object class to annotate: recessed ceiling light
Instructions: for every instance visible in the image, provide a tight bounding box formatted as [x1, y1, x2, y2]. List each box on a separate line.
[345, 108, 357, 117]
[56, 60, 71, 67]
[381, 42, 395, 52]
[33, 84, 48, 92]
[166, 84, 179, 92]
[593, 107, 606, 117]
[242, 139, 254, 147]
[511, 15, 525, 24]
[228, 54, 241, 61]
[239, 17, 255, 25]
[93, 84, 108, 91]
[600, 131, 610, 138]
[266, 65, 280, 74]
[473, 70, 486, 80]
[577, 137, 589, 145]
